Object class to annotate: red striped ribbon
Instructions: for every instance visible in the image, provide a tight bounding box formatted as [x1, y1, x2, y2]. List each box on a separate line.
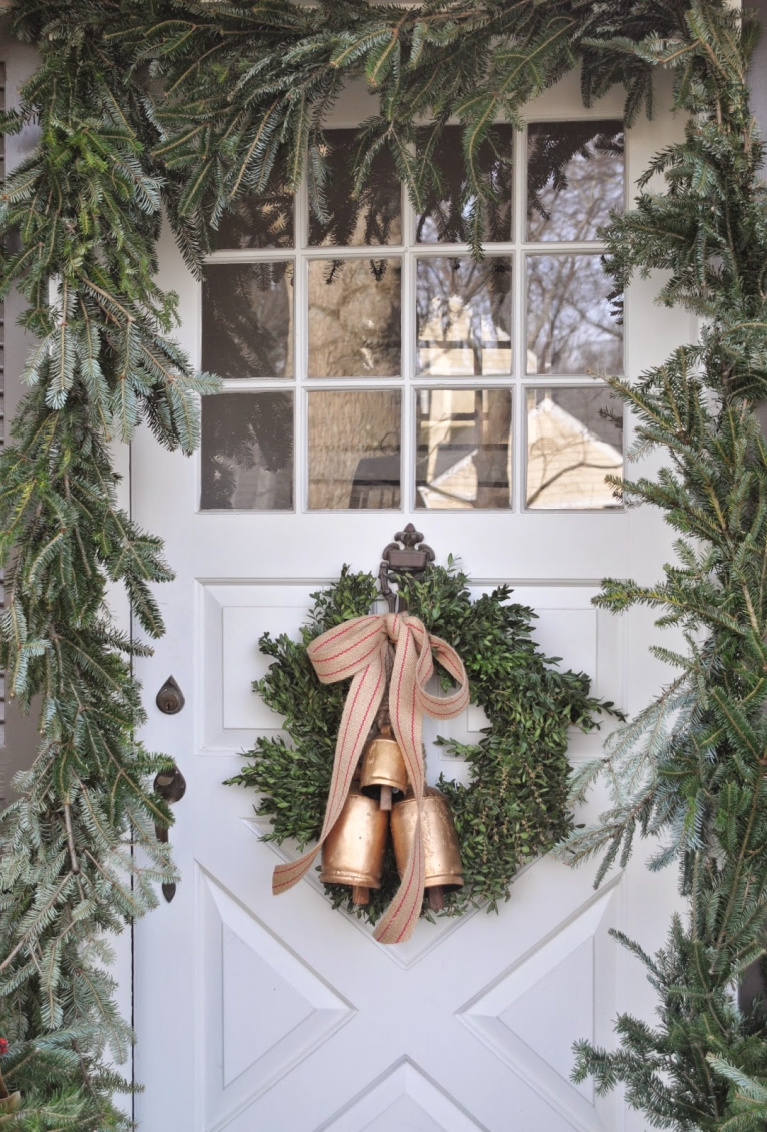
[271, 612, 469, 944]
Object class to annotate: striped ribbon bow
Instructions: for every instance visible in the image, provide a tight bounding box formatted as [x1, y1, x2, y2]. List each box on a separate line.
[271, 612, 470, 944]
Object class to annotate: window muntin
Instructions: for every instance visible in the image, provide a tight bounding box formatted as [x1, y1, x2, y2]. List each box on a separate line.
[200, 121, 626, 512]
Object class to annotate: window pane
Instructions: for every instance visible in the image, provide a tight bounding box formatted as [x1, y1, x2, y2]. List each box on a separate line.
[416, 257, 512, 376]
[308, 129, 401, 246]
[416, 388, 512, 510]
[211, 186, 293, 250]
[202, 263, 293, 379]
[527, 120, 624, 242]
[308, 390, 401, 510]
[526, 254, 622, 375]
[526, 386, 623, 510]
[308, 258, 401, 377]
[201, 392, 293, 510]
[416, 124, 513, 244]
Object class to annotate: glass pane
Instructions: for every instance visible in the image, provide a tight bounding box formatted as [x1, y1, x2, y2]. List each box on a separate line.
[308, 258, 401, 377]
[526, 254, 622, 375]
[211, 185, 293, 250]
[202, 263, 293, 379]
[308, 390, 401, 509]
[416, 257, 512, 376]
[201, 392, 293, 510]
[527, 120, 624, 242]
[308, 129, 401, 246]
[526, 386, 623, 510]
[416, 388, 512, 510]
[416, 124, 513, 244]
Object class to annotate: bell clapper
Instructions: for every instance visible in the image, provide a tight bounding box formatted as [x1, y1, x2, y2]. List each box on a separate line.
[379, 785, 393, 811]
[428, 886, 444, 912]
[352, 886, 370, 905]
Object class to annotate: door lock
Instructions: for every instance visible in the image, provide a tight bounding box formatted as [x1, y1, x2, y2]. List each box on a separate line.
[153, 764, 187, 903]
[156, 675, 185, 715]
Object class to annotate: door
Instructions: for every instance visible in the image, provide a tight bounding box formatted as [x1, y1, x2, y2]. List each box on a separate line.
[133, 71, 684, 1132]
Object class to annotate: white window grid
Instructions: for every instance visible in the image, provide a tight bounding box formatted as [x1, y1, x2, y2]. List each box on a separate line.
[197, 116, 627, 515]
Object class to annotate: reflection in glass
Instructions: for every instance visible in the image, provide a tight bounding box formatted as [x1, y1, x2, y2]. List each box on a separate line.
[417, 258, 511, 375]
[308, 259, 401, 377]
[202, 263, 293, 379]
[201, 392, 293, 510]
[211, 185, 293, 250]
[526, 254, 622, 375]
[416, 388, 512, 510]
[527, 120, 624, 242]
[308, 129, 401, 246]
[526, 386, 623, 510]
[416, 125, 513, 244]
[308, 390, 401, 509]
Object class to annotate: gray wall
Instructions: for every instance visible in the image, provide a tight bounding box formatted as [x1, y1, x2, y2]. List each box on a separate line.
[0, 25, 41, 803]
[752, 0, 767, 142]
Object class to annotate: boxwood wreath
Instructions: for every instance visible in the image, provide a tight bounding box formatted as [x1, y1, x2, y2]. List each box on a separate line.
[226, 563, 614, 925]
[1, 0, 767, 1127]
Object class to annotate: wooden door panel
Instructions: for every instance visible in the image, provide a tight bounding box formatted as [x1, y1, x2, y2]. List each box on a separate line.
[134, 73, 686, 1131]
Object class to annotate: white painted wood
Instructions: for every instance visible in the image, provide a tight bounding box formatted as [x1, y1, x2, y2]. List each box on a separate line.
[133, 71, 686, 1131]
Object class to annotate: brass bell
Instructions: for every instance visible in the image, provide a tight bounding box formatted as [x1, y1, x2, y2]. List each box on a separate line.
[319, 780, 389, 905]
[360, 722, 409, 811]
[391, 787, 464, 911]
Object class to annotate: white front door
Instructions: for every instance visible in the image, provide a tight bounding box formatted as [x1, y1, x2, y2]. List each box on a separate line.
[133, 72, 684, 1132]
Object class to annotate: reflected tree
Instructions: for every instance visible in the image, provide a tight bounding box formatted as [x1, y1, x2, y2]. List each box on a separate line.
[309, 129, 401, 246]
[416, 257, 512, 374]
[527, 120, 624, 241]
[201, 392, 293, 509]
[416, 125, 513, 243]
[526, 254, 623, 375]
[202, 263, 293, 379]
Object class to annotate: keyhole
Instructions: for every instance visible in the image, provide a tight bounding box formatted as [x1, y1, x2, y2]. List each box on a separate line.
[156, 676, 185, 715]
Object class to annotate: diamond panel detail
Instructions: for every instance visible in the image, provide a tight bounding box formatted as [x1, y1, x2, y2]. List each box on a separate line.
[200, 870, 354, 1131]
[460, 885, 620, 1132]
[318, 1058, 483, 1132]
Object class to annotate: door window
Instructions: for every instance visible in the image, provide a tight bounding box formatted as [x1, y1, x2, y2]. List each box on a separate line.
[199, 120, 625, 513]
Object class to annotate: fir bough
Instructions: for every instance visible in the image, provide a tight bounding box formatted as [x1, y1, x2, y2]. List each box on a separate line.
[560, 4, 767, 1126]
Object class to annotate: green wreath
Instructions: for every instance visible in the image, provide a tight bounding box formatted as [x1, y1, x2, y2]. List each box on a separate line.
[226, 563, 616, 925]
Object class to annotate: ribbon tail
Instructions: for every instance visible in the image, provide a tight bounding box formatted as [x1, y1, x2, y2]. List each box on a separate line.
[374, 622, 428, 944]
[373, 810, 425, 944]
[272, 842, 322, 895]
[272, 651, 387, 897]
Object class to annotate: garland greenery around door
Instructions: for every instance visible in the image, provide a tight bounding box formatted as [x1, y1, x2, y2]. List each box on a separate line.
[225, 563, 615, 926]
[0, 0, 765, 1127]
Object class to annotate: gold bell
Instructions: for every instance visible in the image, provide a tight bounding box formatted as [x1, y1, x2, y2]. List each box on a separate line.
[360, 722, 409, 811]
[391, 787, 464, 911]
[319, 780, 389, 905]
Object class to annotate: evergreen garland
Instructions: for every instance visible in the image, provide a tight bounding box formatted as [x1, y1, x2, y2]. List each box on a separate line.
[226, 563, 611, 925]
[0, 0, 763, 1126]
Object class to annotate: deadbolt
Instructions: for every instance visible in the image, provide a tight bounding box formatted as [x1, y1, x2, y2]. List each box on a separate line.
[156, 675, 185, 715]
